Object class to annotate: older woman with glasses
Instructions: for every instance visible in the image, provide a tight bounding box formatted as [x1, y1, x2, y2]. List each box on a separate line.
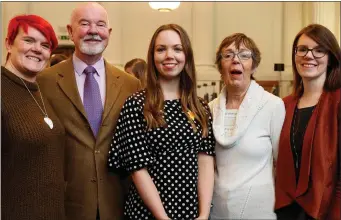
[275, 24, 341, 220]
[209, 33, 285, 219]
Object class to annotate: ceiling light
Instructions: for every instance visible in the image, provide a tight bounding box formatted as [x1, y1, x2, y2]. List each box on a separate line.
[149, 2, 180, 12]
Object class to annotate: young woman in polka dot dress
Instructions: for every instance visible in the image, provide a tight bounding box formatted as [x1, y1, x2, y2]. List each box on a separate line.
[108, 24, 216, 220]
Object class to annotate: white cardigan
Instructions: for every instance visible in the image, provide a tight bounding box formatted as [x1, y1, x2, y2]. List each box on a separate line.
[209, 81, 285, 219]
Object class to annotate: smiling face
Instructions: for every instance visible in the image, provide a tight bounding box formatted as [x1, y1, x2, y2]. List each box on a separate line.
[6, 26, 51, 78]
[154, 30, 186, 82]
[295, 34, 329, 82]
[220, 42, 254, 90]
[68, 3, 112, 58]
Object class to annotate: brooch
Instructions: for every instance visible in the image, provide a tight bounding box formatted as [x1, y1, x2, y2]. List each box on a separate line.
[187, 110, 195, 121]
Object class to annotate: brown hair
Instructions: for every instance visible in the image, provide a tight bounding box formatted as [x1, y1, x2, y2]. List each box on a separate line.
[50, 53, 68, 66]
[124, 58, 147, 88]
[215, 33, 261, 80]
[144, 24, 209, 137]
[133, 59, 147, 88]
[292, 24, 341, 97]
[124, 58, 142, 72]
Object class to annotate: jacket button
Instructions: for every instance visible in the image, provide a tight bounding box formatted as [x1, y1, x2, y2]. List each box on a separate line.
[91, 178, 97, 183]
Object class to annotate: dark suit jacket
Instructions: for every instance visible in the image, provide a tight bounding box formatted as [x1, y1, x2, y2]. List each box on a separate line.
[275, 89, 341, 220]
[38, 58, 141, 220]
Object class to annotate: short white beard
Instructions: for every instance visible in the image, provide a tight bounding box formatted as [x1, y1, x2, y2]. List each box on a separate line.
[79, 41, 105, 55]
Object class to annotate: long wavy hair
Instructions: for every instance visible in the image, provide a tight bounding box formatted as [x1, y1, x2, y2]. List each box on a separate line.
[292, 24, 341, 97]
[144, 24, 209, 137]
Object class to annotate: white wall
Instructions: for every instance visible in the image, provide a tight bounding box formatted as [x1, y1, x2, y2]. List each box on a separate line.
[1, 2, 340, 97]
[2, 2, 31, 63]
[215, 2, 283, 80]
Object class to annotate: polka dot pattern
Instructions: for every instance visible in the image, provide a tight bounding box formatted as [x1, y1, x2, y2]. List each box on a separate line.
[108, 90, 215, 219]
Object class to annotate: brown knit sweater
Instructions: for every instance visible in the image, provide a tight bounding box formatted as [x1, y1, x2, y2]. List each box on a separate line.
[1, 66, 65, 220]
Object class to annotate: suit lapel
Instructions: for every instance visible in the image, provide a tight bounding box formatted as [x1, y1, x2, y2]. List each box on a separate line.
[102, 60, 123, 123]
[57, 58, 87, 120]
[56, 59, 124, 140]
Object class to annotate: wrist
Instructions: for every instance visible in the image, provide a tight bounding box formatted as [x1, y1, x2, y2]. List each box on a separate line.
[197, 213, 209, 219]
[155, 213, 169, 220]
[156, 216, 170, 220]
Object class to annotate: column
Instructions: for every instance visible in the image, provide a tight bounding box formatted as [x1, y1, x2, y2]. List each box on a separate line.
[280, 2, 304, 97]
[191, 2, 220, 98]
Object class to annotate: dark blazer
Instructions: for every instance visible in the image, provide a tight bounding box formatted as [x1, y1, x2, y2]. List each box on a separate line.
[275, 89, 341, 220]
[38, 58, 141, 220]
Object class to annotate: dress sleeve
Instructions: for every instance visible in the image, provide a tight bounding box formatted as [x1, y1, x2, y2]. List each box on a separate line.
[198, 99, 216, 156]
[108, 95, 155, 175]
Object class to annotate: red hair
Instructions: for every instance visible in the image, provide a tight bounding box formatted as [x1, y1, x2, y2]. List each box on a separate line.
[6, 14, 58, 52]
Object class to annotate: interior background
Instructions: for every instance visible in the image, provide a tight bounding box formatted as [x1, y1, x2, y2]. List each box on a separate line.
[1, 2, 340, 97]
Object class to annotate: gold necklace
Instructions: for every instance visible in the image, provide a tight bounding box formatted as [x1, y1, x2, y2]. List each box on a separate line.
[19, 77, 54, 129]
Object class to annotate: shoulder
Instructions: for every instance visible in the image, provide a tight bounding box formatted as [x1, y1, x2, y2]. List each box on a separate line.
[282, 94, 296, 105]
[123, 90, 146, 110]
[1, 67, 14, 101]
[38, 59, 71, 82]
[1, 67, 11, 86]
[323, 88, 341, 113]
[105, 61, 140, 85]
[267, 91, 284, 106]
[127, 90, 145, 102]
[261, 91, 285, 115]
[328, 88, 341, 101]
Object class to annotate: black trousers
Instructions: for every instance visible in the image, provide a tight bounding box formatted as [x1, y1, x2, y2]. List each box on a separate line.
[275, 202, 315, 220]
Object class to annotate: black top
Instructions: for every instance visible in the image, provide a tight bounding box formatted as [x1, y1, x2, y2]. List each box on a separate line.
[290, 105, 315, 183]
[108, 90, 215, 219]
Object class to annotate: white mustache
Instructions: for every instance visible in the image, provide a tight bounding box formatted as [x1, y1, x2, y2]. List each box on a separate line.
[83, 35, 102, 41]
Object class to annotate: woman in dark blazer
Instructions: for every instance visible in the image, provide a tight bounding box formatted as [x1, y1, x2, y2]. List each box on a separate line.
[275, 24, 341, 220]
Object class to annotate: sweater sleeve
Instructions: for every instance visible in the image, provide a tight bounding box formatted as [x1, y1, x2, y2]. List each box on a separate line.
[270, 99, 285, 162]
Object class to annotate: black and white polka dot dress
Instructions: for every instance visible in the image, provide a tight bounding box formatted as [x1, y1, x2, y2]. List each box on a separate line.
[108, 90, 215, 220]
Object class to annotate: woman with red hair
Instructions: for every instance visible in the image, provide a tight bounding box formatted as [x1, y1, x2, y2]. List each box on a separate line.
[1, 15, 65, 220]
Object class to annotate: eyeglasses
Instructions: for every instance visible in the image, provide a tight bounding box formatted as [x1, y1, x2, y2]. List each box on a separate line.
[221, 50, 253, 61]
[295, 45, 327, 59]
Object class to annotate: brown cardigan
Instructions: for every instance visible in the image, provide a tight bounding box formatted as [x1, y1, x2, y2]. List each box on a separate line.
[275, 89, 341, 220]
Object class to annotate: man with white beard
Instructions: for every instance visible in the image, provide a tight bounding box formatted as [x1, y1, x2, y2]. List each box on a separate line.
[38, 3, 141, 220]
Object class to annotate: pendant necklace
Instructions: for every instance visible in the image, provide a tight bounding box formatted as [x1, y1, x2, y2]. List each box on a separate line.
[291, 105, 315, 169]
[291, 107, 300, 169]
[19, 77, 54, 129]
